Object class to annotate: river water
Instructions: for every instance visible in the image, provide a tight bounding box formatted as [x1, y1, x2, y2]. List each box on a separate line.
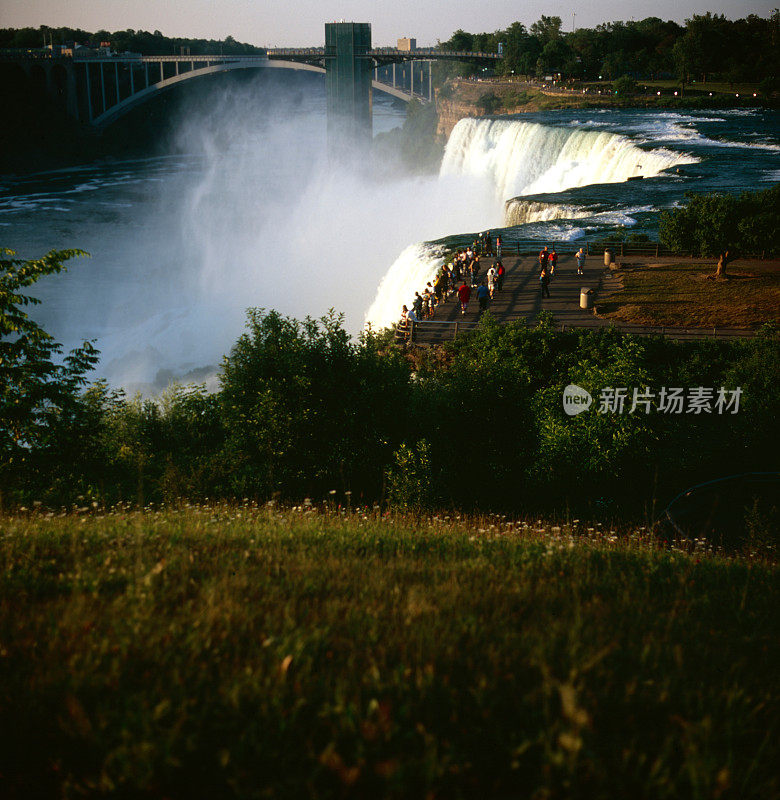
[2, 70, 778, 392]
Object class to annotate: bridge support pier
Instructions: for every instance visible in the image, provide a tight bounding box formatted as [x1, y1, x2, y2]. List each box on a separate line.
[324, 22, 373, 155]
[66, 63, 79, 120]
[85, 63, 93, 121]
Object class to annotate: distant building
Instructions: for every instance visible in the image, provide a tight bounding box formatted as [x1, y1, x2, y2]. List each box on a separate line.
[72, 44, 96, 57]
[397, 37, 416, 51]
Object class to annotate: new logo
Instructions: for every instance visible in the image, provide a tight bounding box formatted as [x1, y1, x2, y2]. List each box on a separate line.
[563, 384, 593, 416]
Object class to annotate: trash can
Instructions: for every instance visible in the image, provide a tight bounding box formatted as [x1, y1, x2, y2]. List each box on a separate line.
[604, 248, 614, 266]
[580, 287, 593, 309]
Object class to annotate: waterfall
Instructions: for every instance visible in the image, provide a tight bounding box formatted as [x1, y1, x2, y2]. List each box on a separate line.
[365, 116, 699, 331]
[364, 243, 446, 332]
[504, 199, 591, 226]
[440, 117, 698, 200]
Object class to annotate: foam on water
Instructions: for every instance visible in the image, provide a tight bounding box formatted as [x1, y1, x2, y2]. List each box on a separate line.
[364, 243, 446, 331]
[366, 118, 699, 329]
[440, 118, 697, 199]
[7, 92, 776, 389]
[504, 199, 591, 226]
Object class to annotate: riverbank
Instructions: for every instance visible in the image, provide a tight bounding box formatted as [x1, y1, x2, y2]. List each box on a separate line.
[435, 78, 775, 137]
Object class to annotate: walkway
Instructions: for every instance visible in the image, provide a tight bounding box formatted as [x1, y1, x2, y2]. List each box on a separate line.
[403, 254, 758, 345]
[404, 253, 601, 345]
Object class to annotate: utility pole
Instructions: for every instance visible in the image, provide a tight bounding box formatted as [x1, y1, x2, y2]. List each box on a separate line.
[572, 13, 576, 32]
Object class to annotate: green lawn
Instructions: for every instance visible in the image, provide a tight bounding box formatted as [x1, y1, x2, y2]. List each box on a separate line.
[639, 79, 762, 96]
[597, 259, 780, 328]
[1, 508, 777, 798]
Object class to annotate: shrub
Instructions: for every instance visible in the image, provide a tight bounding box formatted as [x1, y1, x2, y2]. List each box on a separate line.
[659, 185, 780, 257]
[477, 91, 502, 114]
[613, 75, 637, 97]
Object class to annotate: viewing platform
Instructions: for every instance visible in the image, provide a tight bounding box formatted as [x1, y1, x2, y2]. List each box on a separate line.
[399, 252, 760, 346]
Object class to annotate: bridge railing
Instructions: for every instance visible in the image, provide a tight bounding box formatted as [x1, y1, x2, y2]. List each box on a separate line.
[73, 53, 269, 63]
[268, 48, 324, 55]
[368, 48, 501, 58]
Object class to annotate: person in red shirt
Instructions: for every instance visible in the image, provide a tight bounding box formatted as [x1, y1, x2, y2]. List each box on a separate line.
[457, 281, 471, 315]
[538, 246, 549, 272]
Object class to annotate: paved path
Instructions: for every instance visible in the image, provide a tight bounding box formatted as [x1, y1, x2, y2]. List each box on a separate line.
[405, 254, 758, 345]
[409, 253, 604, 344]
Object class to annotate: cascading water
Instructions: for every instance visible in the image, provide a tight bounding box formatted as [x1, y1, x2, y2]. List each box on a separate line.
[364, 243, 447, 331]
[439, 117, 698, 199]
[8, 91, 775, 390]
[364, 116, 698, 329]
[503, 199, 591, 226]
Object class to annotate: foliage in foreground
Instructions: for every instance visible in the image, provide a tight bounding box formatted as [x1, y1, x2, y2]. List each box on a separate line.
[0, 249, 98, 504]
[2, 250, 779, 536]
[0, 508, 777, 799]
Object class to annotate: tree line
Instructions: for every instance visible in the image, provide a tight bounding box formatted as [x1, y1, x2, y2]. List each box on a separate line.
[0, 26, 264, 56]
[437, 11, 779, 88]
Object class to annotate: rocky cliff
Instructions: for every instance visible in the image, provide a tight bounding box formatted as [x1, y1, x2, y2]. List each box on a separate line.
[435, 96, 478, 138]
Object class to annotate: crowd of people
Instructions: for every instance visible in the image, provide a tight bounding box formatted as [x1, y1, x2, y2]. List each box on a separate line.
[537, 245, 587, 299]
[399, 233, 507, 332]
[399, 239, 588, 332]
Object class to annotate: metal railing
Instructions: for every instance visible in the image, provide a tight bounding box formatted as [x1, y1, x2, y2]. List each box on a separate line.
[368, 48, 501, 59]
[457, 239, 769, 259]
[396, 318, 761, 345]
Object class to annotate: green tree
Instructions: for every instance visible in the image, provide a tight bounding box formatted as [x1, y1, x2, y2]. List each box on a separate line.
[442, 29, 473, 51]
[477, 91, 502, 114]
[613, 75, 637, 97]
[659, 185, 780, 276]
[0, 248, 99, 504]
[536, 38, 572, 77]
[530, 15, 563, 44]
[218, 309, 410, 501]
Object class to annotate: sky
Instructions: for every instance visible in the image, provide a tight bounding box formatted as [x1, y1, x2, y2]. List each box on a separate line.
[1, 0, 776, 47]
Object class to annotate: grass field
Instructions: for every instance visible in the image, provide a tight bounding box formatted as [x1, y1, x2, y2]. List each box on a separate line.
[596, 259, 780, 328]
[1, 507, 777, 798]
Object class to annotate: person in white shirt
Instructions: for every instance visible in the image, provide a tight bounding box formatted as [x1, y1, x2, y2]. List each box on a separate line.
[576, 247, 585, 275]
[487, 265, 497, 299]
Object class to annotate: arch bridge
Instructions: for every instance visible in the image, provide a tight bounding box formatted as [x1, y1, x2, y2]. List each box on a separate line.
[1, 25, 501, 132]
